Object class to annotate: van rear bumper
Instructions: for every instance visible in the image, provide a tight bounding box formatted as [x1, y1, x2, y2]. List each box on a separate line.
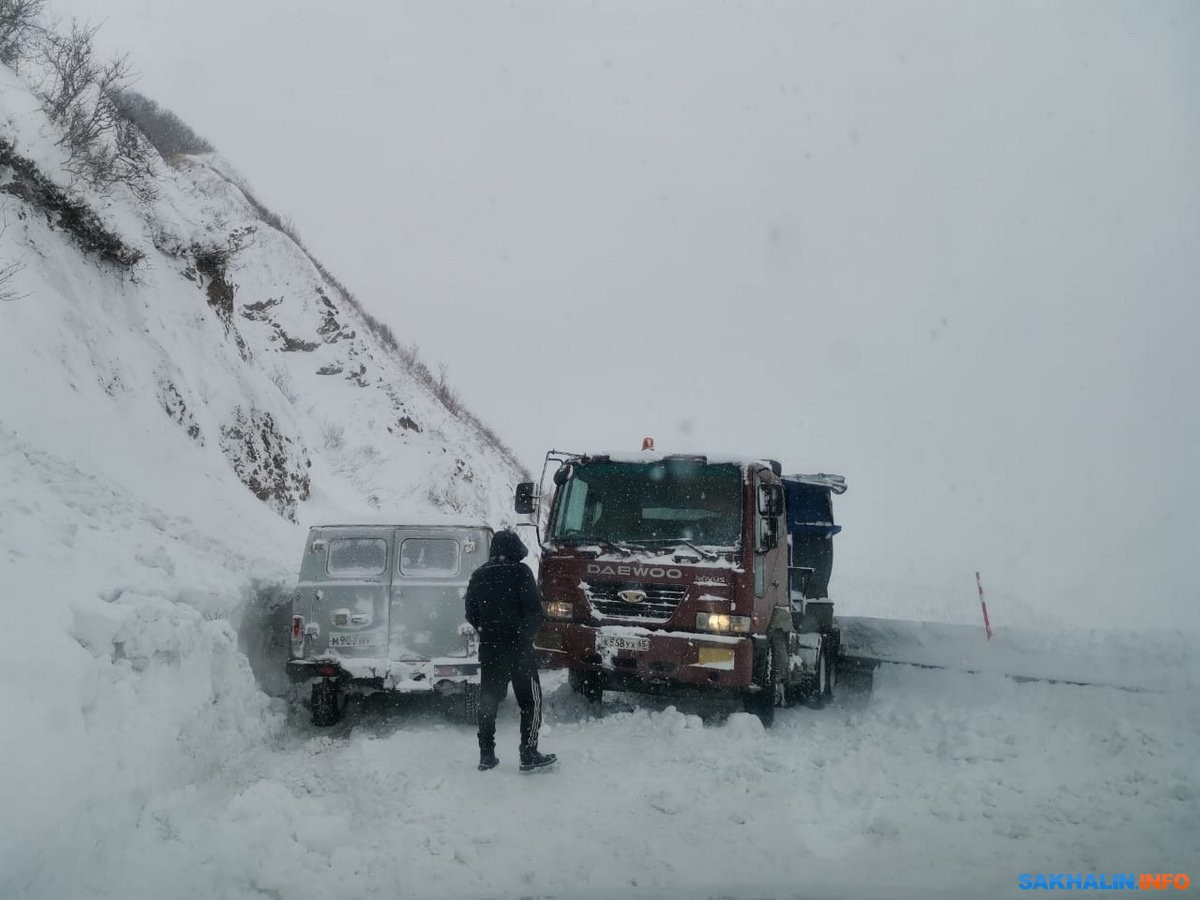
[287, 656, 480, 692]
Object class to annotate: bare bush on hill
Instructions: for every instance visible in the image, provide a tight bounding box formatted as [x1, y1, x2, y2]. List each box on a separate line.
[0, 0, 43, 67]
[0, 257, 24, 301]
[33, 20, 156, 200]
[107, 88, 214, 159]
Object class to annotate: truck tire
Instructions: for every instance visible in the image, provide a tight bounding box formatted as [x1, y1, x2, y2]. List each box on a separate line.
[744, 637, 778, 728]
[569, 670, 604, 704]
[770, 630, 788, 708]
[311, 679, 341, 727]
[805, 648, 831, 709]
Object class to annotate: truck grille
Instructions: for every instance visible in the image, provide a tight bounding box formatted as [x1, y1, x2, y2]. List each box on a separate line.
[584, 582, 687, 622]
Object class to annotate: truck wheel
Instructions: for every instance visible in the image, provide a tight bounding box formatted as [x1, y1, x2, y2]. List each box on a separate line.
[462, 683, 480, 725]
[771, 630, 789, 708]
[744, 638, 777, 728]
[806, 649, 831, 709]
[311, 679, 341, 727]
[569, 670, 604, 704]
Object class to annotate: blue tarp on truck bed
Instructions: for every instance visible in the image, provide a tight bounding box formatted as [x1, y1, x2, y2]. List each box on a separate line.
[781, 474, 846, 599]
[782, 475, 844, 538]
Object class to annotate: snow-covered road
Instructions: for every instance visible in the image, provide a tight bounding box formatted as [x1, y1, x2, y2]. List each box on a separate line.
[11, 648, 1197, 900]
[1, 428, 1195, 898]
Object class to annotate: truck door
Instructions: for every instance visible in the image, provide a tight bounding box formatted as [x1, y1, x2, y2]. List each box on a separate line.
[754, 471, 789, 621]
[389, 527, 492, 661]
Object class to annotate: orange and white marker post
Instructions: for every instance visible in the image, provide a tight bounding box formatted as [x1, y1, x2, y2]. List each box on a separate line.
[976, 571, 993, 640]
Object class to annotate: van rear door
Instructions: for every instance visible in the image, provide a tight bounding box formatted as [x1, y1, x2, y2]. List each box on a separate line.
[302, 526, 394, 658]
[389, 526, 492, 661]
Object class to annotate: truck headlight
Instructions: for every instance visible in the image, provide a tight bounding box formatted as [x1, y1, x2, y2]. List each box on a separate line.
[544, 601, 574, 620]
[696, 612, 751, 634]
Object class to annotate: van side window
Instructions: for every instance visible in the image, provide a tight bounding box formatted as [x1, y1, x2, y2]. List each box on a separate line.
[327, 539, 387, 578]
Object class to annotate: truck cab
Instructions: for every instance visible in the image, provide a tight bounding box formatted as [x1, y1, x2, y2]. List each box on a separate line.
[287, 522, 492, 725]
[516, 452, 846, 725]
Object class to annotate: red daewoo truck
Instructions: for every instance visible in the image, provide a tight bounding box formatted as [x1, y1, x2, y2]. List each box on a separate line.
[514, 451, 846, 726]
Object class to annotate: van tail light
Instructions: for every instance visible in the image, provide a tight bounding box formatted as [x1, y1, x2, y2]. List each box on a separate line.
[292, 615, 304, 638]
[316, 663, 339, 678]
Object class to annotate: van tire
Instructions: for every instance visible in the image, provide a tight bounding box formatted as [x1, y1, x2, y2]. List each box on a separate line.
[311, 679, 341, 727]
[462, 683, 480, 725]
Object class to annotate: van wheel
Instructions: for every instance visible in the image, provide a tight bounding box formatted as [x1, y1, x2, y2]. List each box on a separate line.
[311, 679, 341, 727]
[569, 670, 604, 704]
[462, 683, 480, 725]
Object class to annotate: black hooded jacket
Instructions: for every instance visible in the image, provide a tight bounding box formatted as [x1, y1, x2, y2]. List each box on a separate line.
[464, 530, 544, 648]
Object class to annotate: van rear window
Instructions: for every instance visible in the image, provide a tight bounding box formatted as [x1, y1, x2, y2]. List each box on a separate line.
[327, 539, 387, 577]
[399, 538, 460, 577]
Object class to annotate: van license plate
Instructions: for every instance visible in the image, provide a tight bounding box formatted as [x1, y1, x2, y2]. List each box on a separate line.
[598, 635, 650, 653]
[329, 634, 379, 648]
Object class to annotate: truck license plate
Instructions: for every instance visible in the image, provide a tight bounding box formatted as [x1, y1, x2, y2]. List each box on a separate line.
[598, 635, 650, 653]
[328, 633, 379, 649]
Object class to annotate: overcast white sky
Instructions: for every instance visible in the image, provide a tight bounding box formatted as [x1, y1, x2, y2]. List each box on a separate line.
[49, 1, 1200, 629]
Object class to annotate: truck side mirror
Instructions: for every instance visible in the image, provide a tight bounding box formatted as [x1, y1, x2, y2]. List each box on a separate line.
[761, 528, 779, 551]
[514, 481, 537, 515]
[757, 483, 784, 518]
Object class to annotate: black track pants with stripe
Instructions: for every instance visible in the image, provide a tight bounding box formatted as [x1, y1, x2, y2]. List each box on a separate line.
[477, 641, 542, 753]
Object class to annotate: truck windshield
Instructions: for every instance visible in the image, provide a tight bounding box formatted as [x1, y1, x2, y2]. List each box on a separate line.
[549, 460, 743, 548]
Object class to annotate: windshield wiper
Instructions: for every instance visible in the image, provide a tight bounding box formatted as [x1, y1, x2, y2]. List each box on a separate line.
[600, 536, 634, 556]
[671, 539, 720, 562]
[623, 538, 720, 561]
[555, 533, 631, 555]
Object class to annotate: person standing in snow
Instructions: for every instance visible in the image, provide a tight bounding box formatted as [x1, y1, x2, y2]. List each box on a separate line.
[464, 529, 556, 772]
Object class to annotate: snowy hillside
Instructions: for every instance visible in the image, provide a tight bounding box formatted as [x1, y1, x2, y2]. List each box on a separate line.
[0, 52, 526, 897]
[0, 63, 524, 527]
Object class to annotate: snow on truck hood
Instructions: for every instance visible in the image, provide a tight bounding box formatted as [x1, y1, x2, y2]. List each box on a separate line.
[563, 546, 743, 569]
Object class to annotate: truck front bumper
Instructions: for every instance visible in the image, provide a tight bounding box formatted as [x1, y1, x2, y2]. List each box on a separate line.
[536, 622, 755, 691]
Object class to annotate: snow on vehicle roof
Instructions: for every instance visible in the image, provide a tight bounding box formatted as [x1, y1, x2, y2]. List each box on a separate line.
[782, 473, 848, 493]
[564, 451, 774, 468]
[557, 452, 845, 485]
[309, 513, 492, 531]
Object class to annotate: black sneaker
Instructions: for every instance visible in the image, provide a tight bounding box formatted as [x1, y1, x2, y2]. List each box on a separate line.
[478, 751, 499, 771]
[519, 750, 557, 772]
